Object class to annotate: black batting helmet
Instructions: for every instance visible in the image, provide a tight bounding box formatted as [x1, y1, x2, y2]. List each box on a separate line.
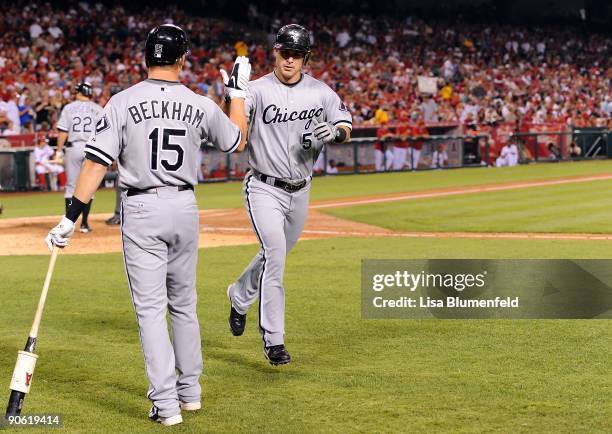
[75, 81, 93, 97]
[274, 24, 311, 63]
[145, 24, 190, 67]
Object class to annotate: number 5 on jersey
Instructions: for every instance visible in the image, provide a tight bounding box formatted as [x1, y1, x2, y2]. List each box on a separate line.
[149, 128, 186, 172]
[301, 132, 312, 150]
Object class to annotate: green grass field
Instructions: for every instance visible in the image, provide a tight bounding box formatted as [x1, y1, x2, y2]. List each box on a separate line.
[325, 178, 612, 233]
[1, 161, 611, 433]
[2, 160, 612, 219]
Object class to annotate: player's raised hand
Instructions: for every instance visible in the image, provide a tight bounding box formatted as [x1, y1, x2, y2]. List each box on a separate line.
[312, 118, 338, 143]
[220, 56, 251, 99]
[45, 216, 75, 252]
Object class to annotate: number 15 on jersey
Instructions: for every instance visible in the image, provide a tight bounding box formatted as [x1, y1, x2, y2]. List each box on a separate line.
[148, 127, 186, 172]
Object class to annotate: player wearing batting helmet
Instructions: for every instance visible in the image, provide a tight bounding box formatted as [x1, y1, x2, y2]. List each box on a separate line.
[226, 23, 352, 365]
[144, 24, 190, 67]
[273, 23, 312, 64]
[46, 23, 249, 426]
[74, 82, 93, 98]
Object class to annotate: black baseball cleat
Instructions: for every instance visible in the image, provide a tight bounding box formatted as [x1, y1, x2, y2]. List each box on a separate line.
[79, 223, 92, 233]
[228, 306, 246, 336]
[105, 215, 120, 225]
[227, 284, 246, 336]
[264, 345, 292, 365]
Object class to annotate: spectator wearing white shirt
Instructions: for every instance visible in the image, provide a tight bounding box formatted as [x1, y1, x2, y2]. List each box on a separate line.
[601, 96, 612, 116]
[507, 143, 519, 166]
[29, 21, 43, 39]
[48, 23, 63, 39]
[0, 109, 15, 136]
[34, 136, 65, 190]
[326, 159, 339, 174]
[420, 95, 439, 123]
[521, 41, 531, 54]
[496, 143, 519, 167]
[460, 100, 480, 124]
[336, 29, 351, 48]
[0, 92, 21, 134]
[431, 144, 448, 169]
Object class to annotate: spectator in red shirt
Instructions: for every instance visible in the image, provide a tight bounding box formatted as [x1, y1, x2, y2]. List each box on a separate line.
[375, 119, 394, 172]
[408, 118, 429, 169]
[392, 112, 411, 170]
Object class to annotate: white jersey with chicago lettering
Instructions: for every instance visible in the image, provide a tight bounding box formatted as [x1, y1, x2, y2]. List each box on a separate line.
[57, 100, 104, 144]
[84, 78, 242, 189]
[246, 72, 352, 180]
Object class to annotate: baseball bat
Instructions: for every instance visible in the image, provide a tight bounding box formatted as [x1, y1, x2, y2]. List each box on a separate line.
[5, 246, 60, 418]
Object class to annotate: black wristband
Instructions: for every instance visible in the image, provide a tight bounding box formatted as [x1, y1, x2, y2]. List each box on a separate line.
[334, 126, 348, 143]
[66, 197, 87, 223]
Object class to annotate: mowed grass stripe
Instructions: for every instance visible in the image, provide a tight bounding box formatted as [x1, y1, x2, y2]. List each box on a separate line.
[307, 160, 612, 202]
[2, 160, 612, 219]
[324, 179, 612, 234]
[0, 238, 610, 433]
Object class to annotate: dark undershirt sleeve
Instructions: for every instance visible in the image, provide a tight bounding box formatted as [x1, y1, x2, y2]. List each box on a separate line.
[85, 153, 110, 167]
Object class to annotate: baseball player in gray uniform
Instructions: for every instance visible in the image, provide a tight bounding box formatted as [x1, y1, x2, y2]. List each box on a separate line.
[56, 82, 104, 232]
[45, 24, 249, 426]
[227, 24, 352, 365]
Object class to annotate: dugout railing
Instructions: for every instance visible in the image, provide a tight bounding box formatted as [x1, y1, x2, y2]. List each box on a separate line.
[498, 128, 611, 163]
[201, 134, 492, 182]
[200, 129, 610, 181]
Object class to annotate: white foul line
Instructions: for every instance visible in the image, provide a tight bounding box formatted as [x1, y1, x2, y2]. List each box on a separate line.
[310, 174, 612, 209]
[201, 226, 612, 241]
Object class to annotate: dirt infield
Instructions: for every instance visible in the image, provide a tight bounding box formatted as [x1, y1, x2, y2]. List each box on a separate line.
[2, 173, 611, 255]
[0, 209, 387, 255]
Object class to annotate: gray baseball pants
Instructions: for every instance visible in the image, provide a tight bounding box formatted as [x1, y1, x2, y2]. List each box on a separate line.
[229, 173, 310, 347]
[120, 186, 202, 417]
[64, 143, 85, 199]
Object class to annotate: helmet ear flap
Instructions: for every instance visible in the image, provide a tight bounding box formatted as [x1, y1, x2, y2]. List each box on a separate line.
[304, 52, 310, 65]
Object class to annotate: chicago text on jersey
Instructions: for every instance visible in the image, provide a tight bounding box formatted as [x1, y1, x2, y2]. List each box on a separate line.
[263, 104, 324, 129]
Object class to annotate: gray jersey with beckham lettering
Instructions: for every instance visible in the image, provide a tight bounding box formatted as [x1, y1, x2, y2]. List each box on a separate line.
[84, 78, 242, 189]
[57, 100, 104, 143]
[246, 72, 352, 180]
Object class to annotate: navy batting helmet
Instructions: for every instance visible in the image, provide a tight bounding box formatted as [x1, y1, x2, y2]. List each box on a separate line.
[75, 81, 93, 97]
[145, 24, 190, 67]
[274, 24, 311, 63]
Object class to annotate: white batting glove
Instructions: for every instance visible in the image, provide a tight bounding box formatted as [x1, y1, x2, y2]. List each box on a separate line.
[220, 56, 251, 99]
[55, 149, 64, 159]
[313, 119, 338, 143]
[45, 216, 75, 252]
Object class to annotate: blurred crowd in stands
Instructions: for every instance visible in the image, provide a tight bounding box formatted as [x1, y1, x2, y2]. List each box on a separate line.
[0, 0, 610, 138]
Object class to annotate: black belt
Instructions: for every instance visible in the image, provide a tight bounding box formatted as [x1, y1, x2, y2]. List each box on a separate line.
[126, 185, 193, 197]
[254, 172, 308, 193]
